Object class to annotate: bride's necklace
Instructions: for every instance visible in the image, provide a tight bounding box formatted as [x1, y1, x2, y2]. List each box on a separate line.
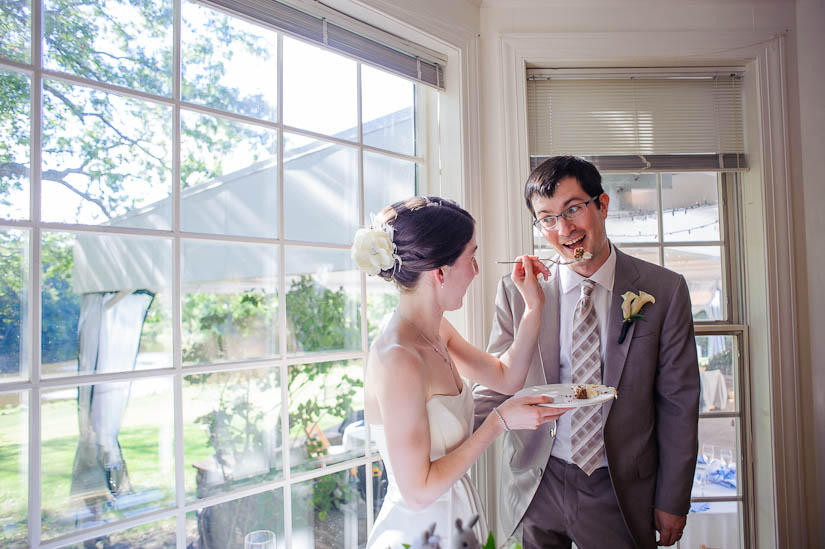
[400, 315, 455, 375]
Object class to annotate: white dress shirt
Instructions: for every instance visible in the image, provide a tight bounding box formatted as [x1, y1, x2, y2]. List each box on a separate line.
[549, 245, 616, 467]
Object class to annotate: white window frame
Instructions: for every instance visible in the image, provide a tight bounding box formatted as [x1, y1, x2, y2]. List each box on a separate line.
[482, 31, 801, 548]
[0, 0, 477, 547]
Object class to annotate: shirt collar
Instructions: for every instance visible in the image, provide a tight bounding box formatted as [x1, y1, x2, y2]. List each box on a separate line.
[559, 243, 616, 295]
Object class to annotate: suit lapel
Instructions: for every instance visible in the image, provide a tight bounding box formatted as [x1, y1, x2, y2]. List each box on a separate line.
[604, 249, 641, 402]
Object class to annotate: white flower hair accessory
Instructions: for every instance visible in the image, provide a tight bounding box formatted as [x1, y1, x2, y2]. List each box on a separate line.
[351, 216, 402, 276]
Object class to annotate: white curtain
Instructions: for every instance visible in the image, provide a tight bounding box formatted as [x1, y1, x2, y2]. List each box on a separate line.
[70, 290, 154, 512]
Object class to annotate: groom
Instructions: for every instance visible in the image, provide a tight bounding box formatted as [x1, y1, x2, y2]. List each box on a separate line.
[474, 156, 699, 548]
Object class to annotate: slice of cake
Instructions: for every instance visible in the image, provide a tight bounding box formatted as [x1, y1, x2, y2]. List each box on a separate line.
[571, 384, 617, 400]
[573, 247, 593, 261]
[584, 384, 618, 399]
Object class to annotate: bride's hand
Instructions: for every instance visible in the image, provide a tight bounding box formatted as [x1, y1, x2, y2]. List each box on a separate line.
[511, 255, 548, 312]
[495, 395, 571, 431]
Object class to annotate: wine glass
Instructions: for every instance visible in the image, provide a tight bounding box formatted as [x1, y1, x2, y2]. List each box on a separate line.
[720, 448, 734, 468]
[245, 530, 276, 549]
[701, 443, 715, 465]
[696, 443, 713, 496]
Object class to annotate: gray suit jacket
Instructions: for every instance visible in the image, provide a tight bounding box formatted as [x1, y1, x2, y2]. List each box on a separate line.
[473, 247, 700, 548]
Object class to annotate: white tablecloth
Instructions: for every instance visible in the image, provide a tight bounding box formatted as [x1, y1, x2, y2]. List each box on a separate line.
[680, 501, 740, 549]
[681, 461, 740, 548]
[700, 369, 728, 411]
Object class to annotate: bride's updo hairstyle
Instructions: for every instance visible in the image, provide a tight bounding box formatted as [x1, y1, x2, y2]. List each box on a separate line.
[376, 196, 475, 291]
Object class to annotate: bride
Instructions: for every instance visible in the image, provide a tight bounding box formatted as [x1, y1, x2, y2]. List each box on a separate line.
[353, 197, 569, 548]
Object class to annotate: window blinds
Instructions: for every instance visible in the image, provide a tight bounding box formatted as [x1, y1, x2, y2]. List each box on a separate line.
[526, 75, 746, 171]
[197, 0, 445, 89]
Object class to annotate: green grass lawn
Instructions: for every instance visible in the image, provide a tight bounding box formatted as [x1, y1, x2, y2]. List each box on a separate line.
[0, 367, 364, 545]
[0, 392, 213, 544]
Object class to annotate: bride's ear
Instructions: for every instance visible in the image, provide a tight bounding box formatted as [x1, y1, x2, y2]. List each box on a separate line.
[435, 267, 447, 289]
[427, 267, 446, 289]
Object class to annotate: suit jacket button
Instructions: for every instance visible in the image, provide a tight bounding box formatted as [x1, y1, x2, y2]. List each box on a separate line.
[537, 467, 543, 477]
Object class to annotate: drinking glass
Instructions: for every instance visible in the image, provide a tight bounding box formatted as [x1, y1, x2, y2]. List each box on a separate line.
[720, 448, 734, 468]
[701, 443, 715, 465]
[245, 530, 276, 549]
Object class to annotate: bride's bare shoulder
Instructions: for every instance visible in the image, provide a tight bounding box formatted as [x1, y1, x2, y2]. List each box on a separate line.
[369, 329, 426, 380]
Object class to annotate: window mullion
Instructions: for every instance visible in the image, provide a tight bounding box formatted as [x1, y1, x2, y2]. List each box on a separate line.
[656, 173, 665, 266]
[28, 0, 44, 543]
[274, 30, 293, 549]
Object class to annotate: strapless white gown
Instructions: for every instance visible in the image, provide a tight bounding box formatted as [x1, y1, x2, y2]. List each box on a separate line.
[367, 379, 488, 549]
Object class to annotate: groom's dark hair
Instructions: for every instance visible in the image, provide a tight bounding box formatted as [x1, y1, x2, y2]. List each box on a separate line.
[524, 156, 605, 217]
[375, 196, 475, 291]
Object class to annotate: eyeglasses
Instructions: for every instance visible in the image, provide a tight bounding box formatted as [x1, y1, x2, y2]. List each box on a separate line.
[532, 195, 601, 231]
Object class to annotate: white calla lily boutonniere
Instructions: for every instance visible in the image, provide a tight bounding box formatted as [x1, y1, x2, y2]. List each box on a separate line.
[618, 290, 655, 344]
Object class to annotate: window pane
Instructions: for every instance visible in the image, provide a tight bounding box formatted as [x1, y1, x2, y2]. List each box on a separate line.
[41, 377, 175, 539]
[614, 246, 659, 266]
[684, 501, 743, 549]
[1, 229, 28, 381]
[366, 278, 398, 346]
[285, 247, 360, 354]
[0, 0, 30, 62]
[363, 151, 416, 222]
[63, 517, 177, 548]
[362, 66, 415, 156]
[603, 173, 658, 243]
[41, 80, 172, 229]
[187, 488, 285, 549]
[662, 172, 720, 242]
[284, 134, 358, 244]
[0, 391, 27, 548]
[696, 334, 738, 413]
[664, 246, 724, 321]
[0, 69, 30, 220]
[180, 110, 278, 238]
[43, 0, 172, 95]
[693, 417, 740, 498]
[181, 1, 277, 121]
[291, 467, 367, 548]
[182, 239, 278, 365]
[184, 366, 282, 500]
[41, 231, 173, 378]
[289, 359, 364, 473]
[283, 37, 357, 140]
[533, 227, 554, 256]
[371, 460, 388, 522]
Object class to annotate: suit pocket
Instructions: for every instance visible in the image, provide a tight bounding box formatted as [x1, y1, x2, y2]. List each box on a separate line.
[632, 329, 656, 340]
[637, 447, 657, 479]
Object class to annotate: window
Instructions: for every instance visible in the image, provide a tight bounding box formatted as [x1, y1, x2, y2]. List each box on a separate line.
[527, 72, 750, 548]
[0, 0, 436, 546]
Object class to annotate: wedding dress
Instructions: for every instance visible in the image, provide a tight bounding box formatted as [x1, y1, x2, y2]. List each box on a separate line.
[367, 379, 488, 549]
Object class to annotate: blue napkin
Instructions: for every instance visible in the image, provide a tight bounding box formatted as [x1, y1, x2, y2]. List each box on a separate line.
[690, 502, 711, 513]
[706, 463, 737, 489]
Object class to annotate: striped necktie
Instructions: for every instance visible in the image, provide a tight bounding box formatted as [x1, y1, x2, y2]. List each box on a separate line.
[570, 279, 604, 476]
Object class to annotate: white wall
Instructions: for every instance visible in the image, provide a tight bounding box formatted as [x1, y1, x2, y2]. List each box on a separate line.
[787, 0, 825, 542]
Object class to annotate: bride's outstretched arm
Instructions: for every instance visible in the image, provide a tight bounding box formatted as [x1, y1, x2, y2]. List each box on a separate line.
[444, 255, 547, 394]
[376, 346, 560, 510]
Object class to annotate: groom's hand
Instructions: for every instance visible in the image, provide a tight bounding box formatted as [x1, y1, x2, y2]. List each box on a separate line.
[654, 508, 686, 546]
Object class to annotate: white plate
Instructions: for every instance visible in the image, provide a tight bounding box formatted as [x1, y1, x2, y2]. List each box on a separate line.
[514, 383, 617, 408]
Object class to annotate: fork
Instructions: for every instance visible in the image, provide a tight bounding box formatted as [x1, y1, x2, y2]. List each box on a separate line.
[495, 256, 583, 266]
